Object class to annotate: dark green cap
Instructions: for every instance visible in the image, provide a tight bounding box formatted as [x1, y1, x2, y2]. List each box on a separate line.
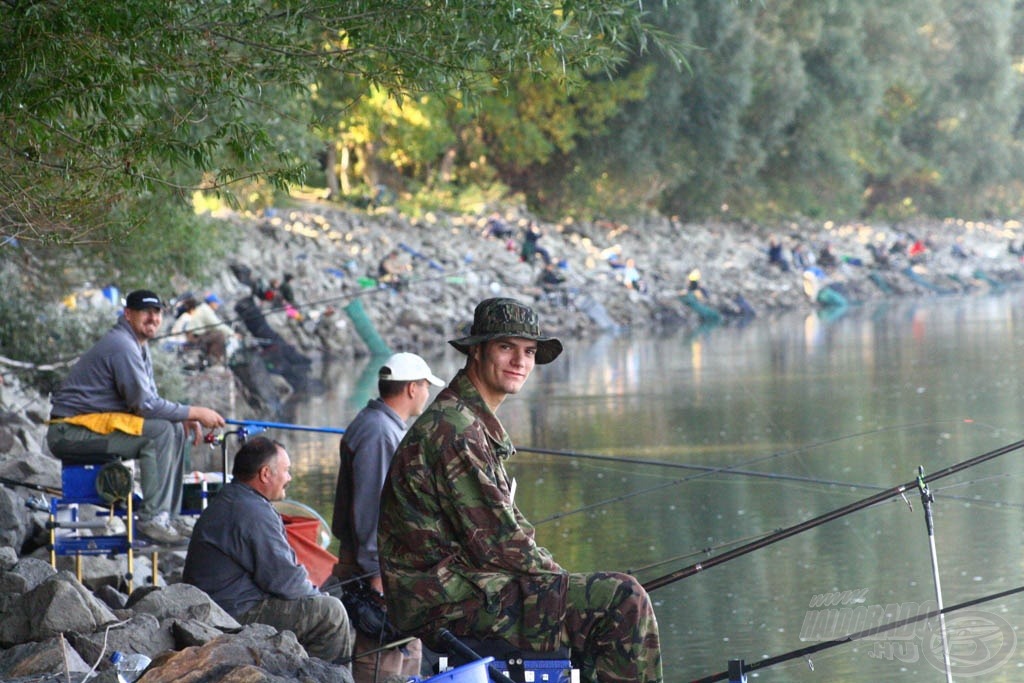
[449, 297, 562, 364]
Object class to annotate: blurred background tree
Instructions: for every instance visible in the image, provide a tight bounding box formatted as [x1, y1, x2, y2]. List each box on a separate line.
[4, 0, 1024, 269]
[1, 0, 674, 278]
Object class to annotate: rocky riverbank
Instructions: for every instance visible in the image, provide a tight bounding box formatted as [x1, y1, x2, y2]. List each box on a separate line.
[0, 374, 355, 683]
[211, 201, 1024, 365]
[2, 201, 1024, 681]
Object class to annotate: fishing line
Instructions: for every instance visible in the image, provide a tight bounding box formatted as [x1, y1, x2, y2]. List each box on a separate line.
[577, 471, 1021, 578]
[642, 437, 1024, 592]
[521, 418, 966, 497]
[691, 581, 1024, 682]
[625, 529, 783, 575]
[526, 418, 1024, 526]
[532, 465, 887, 526]
[620, 475, 1020, 576]
[532, 453, 1024, 528]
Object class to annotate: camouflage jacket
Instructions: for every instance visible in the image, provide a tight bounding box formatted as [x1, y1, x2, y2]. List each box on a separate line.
[379, 369, 568, 649]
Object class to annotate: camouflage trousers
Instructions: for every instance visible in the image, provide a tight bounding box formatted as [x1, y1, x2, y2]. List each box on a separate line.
[443, 571, 661, 683]
[239, 594, 355, 664]
[560, 572, 662, 683]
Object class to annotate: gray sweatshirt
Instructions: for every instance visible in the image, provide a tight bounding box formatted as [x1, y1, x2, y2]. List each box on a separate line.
[50, 316, 190, 421]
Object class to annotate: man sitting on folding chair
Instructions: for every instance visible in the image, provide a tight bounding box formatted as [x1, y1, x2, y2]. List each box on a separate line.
[46, 289, 225, 545]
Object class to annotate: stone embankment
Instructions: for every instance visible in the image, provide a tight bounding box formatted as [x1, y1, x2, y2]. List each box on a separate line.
[210, 202, 1024, 365]
[2, 202, 1024, 680]
[0, 374, 357, 682]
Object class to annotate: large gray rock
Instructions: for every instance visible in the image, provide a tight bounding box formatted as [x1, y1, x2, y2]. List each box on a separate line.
[140, 624, 352, 683]
[126, 583, 241, 631]
[94, 583, 129, 610]
[0, 571, 117, 647]
[0, 450, 61, 551]
[170, 618, 231, 649]
[0, 445, 61, 485]
[0, 486, 28, 550]
[68, 612, 173, 665]
[0, 570, 28, 618]
[9, 556, 57, 591]
[0, 635, 91, 680]
[0, 545, 19, 571]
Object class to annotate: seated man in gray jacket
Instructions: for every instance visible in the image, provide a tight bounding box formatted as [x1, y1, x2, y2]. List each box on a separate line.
[47, 289, 225, 545]
[183, 437, 353, 664]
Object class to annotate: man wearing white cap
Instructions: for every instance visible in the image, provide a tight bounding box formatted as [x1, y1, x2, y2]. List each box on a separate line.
[329, 352, 443, 683]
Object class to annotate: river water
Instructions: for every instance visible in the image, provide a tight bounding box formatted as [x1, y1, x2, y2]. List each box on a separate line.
[276, 293, 1024, 681]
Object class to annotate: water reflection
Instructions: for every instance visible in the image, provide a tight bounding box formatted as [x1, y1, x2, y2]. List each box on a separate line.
[274, 295, 1024, 681]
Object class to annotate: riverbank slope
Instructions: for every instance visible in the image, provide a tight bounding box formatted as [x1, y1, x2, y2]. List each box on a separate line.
[206, 201, 1024, 363]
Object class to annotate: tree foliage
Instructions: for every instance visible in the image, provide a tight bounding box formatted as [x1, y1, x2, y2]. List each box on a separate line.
[1, 0, 674, 246]
[5, 0, 1024, 252]
[496, 0, 1024, 221]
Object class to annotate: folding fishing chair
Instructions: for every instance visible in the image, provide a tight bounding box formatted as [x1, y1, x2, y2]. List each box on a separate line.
[47, 454, 156, 592]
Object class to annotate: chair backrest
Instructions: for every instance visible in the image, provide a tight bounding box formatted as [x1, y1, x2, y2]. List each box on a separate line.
[60, 460, 132, 505]
[61, 464, 107, 505]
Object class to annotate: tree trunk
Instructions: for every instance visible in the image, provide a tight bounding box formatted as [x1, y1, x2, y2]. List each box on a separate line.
[438, 146, 457, 184]
[324, 143, 340, 200]
[339, 145, 351, 195]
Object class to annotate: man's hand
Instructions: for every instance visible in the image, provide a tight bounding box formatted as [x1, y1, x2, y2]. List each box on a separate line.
[189, 406, 226, 428]
[185, 406, 226, 445]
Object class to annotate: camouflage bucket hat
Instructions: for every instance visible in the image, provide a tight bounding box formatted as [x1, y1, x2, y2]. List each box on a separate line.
[449, 297, 563, 364]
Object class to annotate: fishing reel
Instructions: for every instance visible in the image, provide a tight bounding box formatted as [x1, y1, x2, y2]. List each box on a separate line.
[203, 427, 253, 448]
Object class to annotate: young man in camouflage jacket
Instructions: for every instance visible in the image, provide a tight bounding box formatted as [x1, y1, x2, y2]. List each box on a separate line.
[378, 297, 662, 683]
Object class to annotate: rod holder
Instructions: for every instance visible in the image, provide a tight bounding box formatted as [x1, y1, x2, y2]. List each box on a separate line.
[728, 658, 747, 683]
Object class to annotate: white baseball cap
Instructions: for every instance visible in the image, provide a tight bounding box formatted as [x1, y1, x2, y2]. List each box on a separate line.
[378, 352, 444, 387]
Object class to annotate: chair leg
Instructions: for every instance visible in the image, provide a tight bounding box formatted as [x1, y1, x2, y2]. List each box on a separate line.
[126, 491, 134, 593]
[48, 503, 57, 570]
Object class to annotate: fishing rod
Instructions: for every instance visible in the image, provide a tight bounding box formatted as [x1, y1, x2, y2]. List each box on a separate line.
[642, 437, 1024, 592]
[224, 418, 346, 435]
[528, 442, 1024, 528]
[14, 267, 469, 373]
[0, 475, 61, 497]
[692, 581, 1024, 682]
[621, 472, 1022, 577]
[336, 636, 419, 665]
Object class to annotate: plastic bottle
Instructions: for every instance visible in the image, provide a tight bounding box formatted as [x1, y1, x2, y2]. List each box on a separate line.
[110, 650, 152, 683]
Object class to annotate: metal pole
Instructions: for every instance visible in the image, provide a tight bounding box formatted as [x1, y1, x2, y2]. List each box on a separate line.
[917, 466, 953, 683]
